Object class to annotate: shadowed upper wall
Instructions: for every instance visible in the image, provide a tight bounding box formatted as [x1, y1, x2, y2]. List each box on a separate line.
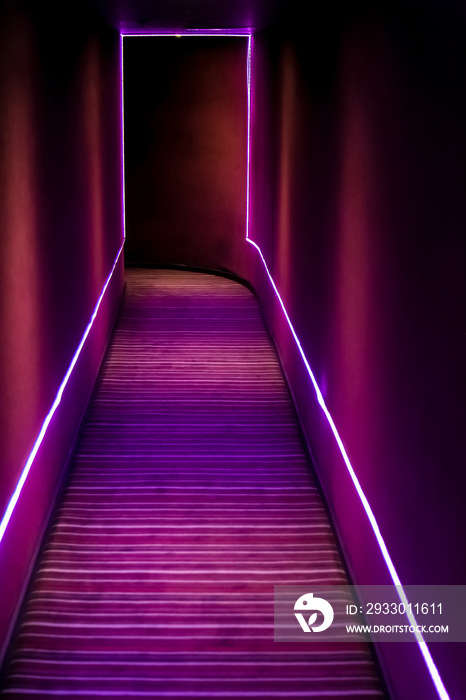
[123, 35, 249, 276]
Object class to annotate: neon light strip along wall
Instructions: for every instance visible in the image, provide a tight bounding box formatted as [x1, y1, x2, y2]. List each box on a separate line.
[244, 32, 450, 700]
[0, 31, 250, 557]
[0, 35, 128, 548]
[0, 241, 124, 546]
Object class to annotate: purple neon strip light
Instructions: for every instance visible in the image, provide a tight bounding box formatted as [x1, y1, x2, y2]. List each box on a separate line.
[245, 246, 451, 700]
[244, 29, 449, 700]
[0, 242, 124, 546]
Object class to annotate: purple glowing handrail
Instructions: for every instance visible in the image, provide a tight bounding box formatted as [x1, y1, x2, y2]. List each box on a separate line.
[245, 243, 452, 700]
[0, 242, 124, 546]
[0, 33, 129, 549]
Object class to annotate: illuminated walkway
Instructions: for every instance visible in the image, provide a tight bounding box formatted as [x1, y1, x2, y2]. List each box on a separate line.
[1, 269, 385, 698]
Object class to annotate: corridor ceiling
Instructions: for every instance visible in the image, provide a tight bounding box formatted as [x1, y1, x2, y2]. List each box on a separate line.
[82, 0, 287, 32]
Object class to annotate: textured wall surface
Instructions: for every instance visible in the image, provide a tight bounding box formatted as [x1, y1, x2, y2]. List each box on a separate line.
[0, 1, 123, 664]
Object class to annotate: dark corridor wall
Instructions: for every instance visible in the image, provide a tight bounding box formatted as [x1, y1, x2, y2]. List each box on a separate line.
[0, 0, 123, 664]
[123, 36, 249, 276]
[250, 3, 466, 698]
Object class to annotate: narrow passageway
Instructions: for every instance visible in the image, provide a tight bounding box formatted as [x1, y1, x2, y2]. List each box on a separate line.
[1, 269, 385, 698]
